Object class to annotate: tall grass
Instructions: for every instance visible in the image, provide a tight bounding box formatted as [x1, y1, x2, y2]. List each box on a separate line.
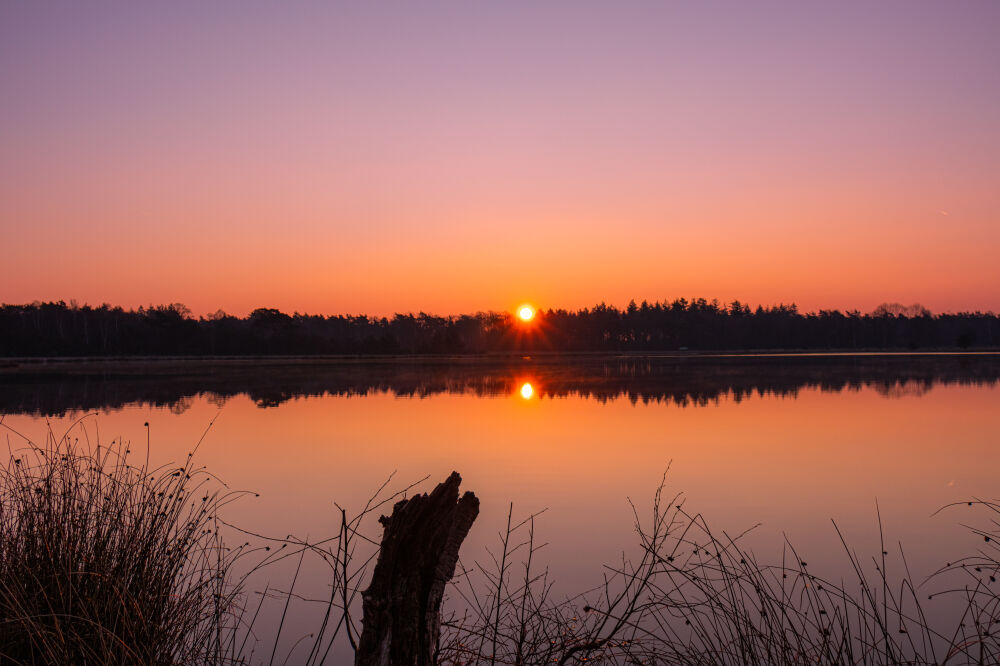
[0, 420, 251, 665]
[2, 422, 999, 665]
[439, 475, 1000, 665]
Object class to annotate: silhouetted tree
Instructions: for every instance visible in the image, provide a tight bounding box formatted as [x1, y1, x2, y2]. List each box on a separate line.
[0, 300, 997, 357]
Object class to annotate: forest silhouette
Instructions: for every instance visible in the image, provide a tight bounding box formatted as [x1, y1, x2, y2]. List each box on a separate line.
[1, 299, 997, 357]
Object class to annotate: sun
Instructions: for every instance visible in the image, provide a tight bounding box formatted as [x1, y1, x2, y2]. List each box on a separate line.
[520, 382, 534, 399]
[518, 305, 535, 321]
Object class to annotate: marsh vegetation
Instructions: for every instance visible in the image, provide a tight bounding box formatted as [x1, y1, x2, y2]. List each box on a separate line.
[1, 424, 999, 664]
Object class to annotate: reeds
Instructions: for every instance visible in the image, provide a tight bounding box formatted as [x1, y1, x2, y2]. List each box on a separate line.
[2, 425, 999, 665]
[439, 474, 1000, 665]
[0, 421, 251, 665]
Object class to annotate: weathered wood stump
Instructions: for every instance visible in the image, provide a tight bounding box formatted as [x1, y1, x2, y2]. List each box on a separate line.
[355, 472, 479, 666]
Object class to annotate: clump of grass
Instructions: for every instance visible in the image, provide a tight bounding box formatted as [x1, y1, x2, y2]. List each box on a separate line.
[0, 420, 251, 665]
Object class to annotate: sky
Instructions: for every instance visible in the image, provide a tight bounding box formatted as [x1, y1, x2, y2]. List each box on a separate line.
[1, 1, 998, 317]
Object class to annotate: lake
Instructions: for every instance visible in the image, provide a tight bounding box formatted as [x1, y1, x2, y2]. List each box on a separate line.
[1, 352, 998, 661]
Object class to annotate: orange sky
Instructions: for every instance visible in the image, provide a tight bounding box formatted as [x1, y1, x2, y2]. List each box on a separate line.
[2, 3, 998, 317]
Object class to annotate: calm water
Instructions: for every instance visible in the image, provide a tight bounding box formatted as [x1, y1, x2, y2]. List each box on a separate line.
[2, 353, 998, 660]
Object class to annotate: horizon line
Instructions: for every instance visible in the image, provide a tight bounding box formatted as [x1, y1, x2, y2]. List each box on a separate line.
[4, 299, 1000, 319]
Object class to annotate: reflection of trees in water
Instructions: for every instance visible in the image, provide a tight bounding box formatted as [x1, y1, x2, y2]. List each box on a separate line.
[206, 393, 229, 409]
[1, 355, 998, 416]
[167, 396, 194, 415]
[871, 379, 934, 399]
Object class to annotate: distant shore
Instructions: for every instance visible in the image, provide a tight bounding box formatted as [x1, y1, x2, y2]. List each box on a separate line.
[2, 348, 1000, 376]
[5, 302, 998, 359]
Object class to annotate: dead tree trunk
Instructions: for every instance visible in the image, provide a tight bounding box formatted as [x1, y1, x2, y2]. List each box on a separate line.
[355, 471, 479, 666]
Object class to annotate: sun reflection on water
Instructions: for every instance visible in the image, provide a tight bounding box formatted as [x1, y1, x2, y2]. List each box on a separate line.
[519, 382, 534, 399]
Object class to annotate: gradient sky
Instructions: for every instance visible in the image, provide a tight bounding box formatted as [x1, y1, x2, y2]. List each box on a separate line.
[2, 1, 998, 316]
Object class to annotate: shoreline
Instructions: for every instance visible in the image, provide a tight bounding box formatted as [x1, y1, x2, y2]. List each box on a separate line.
[2, 348, 1000, 375]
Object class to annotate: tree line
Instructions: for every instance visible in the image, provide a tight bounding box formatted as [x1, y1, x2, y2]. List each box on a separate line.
[0, 299, 996, 356]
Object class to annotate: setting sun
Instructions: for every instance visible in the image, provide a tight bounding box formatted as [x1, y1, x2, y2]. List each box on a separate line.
[4, 4, 1000, 663]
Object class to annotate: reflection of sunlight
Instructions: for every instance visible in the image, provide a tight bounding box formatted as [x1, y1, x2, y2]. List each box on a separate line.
[520, 382, 534, 399]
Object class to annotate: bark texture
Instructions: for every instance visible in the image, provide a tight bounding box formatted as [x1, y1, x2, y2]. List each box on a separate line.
[355, 472, 479, 666]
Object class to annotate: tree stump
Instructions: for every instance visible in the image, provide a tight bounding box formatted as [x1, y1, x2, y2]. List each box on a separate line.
[355, 471, 479, 666]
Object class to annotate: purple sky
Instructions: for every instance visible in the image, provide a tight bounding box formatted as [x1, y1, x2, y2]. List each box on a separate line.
[2, 2, 998, 315]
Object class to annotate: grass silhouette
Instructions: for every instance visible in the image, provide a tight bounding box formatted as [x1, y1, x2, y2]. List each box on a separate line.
[1, 424, 998, 664]
[0, 418, 252, 665]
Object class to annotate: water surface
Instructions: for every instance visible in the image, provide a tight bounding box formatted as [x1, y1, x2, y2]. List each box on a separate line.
[2, 353, 998, 659]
